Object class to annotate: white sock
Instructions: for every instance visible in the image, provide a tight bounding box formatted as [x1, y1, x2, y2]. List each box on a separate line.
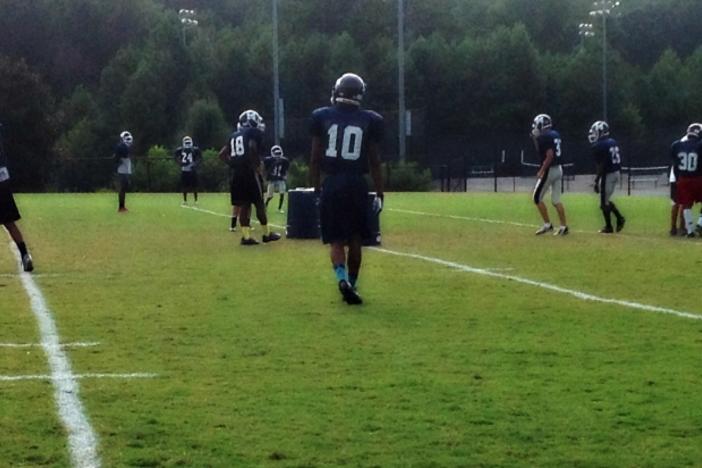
[683, 208, 694, 234]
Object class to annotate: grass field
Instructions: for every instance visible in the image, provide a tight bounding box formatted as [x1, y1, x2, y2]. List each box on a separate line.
[2, 191, 702, 467]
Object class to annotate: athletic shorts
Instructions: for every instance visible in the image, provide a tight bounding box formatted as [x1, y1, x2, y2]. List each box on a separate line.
[230, 168, 264, 206]
[181, 171, 198, 190]
[676, 176, 702, 206]
[266, 180, 286, 198]
[532, 165, 563, 205]
[320, 173, 370, 244]
[0, 183, 21, 224]
[599, 170, 620, 207]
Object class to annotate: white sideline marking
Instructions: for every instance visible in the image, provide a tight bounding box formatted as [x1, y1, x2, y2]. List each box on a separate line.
[181, 206, 702, 320]
[7, 244, 101, 468]
[0, 342, 100, 349]
[389, 208, 536, 228]
[371, 247, 702, 321]
[182, 205, 232, 218]
[0, 373, 158, 382]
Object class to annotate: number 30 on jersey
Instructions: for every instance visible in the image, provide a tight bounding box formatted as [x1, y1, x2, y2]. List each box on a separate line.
[326, 124, 363, 160]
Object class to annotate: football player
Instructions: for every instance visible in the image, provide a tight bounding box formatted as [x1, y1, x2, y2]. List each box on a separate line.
[264, 145, 289, 213]
[309, 73, 385, 305]
[114, 130, 133, 212]
[669, 165, 685, 236]
[174, 135, 202, 206]
[589, 121, 625, 233]
[670, 123, 702, 237]
[0, 125, 33, 271]
[531, 114, 568, 235]
[218, 110, 281, 245]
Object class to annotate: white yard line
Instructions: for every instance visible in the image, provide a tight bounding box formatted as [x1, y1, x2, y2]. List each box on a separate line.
[0, 373, 158, 382]
[181, 206, 701, 320]
[389, 208, 537, 228]
[181, 205, 232, 218]
[7, 243, 101, 468]
[372, 247, 702, 321]
[0, 342, 100, 349]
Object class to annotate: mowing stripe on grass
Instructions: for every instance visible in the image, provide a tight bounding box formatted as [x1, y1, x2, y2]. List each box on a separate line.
[0, 373, 158, 382]
[0, 342, 100, 349]
[7, 244, 101, 468]
[181, 206, 701, 320]
[372, 247, 702, 321]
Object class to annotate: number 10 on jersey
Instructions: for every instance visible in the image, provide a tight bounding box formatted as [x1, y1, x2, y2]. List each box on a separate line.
[326, 124, 363, 161]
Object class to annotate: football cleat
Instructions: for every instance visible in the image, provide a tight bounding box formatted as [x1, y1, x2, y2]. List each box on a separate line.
[21, 253, 34, 272]
[338, 280, 363, 305]
[616, 217, 626, 232]
[278, 209, 285, 214]
[240, 237, 259, 245]
[535, 223, 553, 235]
[687, 232, 696, 238]
[229, 226, 237, 232]
[262, 232, 282, 243]
[118, 207, 128, 213]
[599, 226, 614, 234]
[554, 226, 569, 236]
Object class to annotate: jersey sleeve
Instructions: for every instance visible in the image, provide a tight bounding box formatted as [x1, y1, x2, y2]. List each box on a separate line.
[367, 111, 385, 144]
[114, 143, 128, 159]
[310, 109, 326, 138]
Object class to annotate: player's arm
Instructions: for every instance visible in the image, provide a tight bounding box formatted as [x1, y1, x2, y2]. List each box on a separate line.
[368, 141, 384, 199]
[309, 136, 323, 191]
[538, 149, 554, 179]
[247, 138, 261, 171]
[218, 145, 231, 166]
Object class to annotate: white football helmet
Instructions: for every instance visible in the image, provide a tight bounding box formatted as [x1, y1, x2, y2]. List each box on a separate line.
[588, 121, 610, 144]
[120, 131, 133, 146]
[531, 114, 552, 138]
[270, 145, 284, 157]
[182, 136, 193, 149]
[687, 123, 702, 139]
[237, 110, 264, 131]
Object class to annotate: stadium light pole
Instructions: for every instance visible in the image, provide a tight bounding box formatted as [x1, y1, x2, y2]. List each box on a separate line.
[578, 22, 594, 47]
[178, 9, 198, 47]
[589, 0, 620, 122]
[272, 0, 281, 145]
[397, 0, 406, 163]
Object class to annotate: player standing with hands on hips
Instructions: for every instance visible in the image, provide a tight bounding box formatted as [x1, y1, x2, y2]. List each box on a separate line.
[309, 73, 385, 305]
[531, 114, 569, 236]
[0, 124, 33, 271]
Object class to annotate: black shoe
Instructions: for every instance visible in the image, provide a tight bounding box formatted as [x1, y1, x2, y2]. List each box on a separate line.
[687, 232, 696, 239]
[240, 237, 259, 245]
[616, 217, 626, 232]
[262, 232, 281, 243]
[21, 253, 34, 272]
[599, 226, 614, 234]
[338, 280, 363, 305]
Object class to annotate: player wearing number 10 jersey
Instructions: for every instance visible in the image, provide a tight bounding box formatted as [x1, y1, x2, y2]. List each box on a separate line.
[589, 121, 625, 233]
[309, 72, 385, 305]
[671, 123, 702, 237]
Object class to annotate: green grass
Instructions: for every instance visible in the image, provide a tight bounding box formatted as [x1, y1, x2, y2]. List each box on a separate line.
[2, 191, 702, 467]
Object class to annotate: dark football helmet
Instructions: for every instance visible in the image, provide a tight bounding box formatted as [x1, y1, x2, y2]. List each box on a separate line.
[120, 131, 133, 146]
[237, 110, 264, 131]
[687, 123, 702, 139]
[588, 121, 610, 144]
[270, 145, 284, 157]
[531, 114, 552, 138]
[331, 73, 366, 106]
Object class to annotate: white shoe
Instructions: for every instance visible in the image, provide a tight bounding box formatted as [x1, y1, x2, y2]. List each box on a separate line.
[535, 223, 553, 235]
[181, 201, 187, 207]
[554, 226, 569, 236]
[229, 227, 237, 232]
[278, 209, 285, 214]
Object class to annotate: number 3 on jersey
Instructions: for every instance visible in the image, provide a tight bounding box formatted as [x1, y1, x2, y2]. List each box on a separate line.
[326, 124, 363, 160]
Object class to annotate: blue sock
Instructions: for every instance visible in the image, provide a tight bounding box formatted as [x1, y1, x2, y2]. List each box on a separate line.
[349, 273, 358, 288]
[334, 264, 348, 283]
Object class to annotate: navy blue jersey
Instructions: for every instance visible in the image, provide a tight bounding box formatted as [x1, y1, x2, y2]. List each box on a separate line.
[310, 105, 384, 175]
[114, 141, 130, 158]
[592, 137, 621, 174]
[671, 136, 702, 177]
[264, 156, 290, 181]
[0, 136, 9, 182]
[536, 129, 562, 168]
[226, 127, 264, 169]
[174, 146, 202, 172]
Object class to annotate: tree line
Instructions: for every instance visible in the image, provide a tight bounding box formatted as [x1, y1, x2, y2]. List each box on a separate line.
[0, 0, 700, 189]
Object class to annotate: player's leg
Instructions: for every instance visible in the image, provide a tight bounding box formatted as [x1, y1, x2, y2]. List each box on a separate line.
[192, 172, 198, 204]
[4, 222, 33, 272]
[278, 183, 285, 212]
[599, 174, 613, 233]
[239, 204, 258, 245]
[347, 235, 362, 289]
[254, 177, 280, 243]
[118, 174, 129, 212]
[550, 167, 568, 235]
[532, 174, 553, 234]
[265, 182, 273, 207]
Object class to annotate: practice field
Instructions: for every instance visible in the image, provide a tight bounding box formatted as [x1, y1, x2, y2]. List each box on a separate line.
[2, 192, 702, 467]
